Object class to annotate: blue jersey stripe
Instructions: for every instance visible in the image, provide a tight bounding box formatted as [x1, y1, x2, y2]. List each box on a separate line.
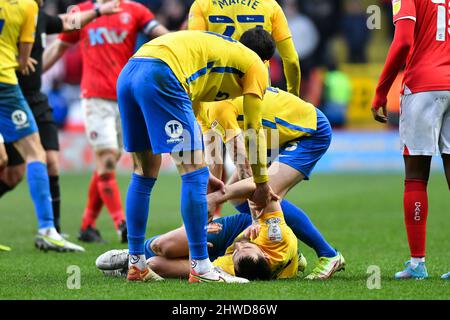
[237, 115, 316, 134]
[186, 62, 215, 84]
[275, 117, 316, 134]
[210, 67, 244, 77]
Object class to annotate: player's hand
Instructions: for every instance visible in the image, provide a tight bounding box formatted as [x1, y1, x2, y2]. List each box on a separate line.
[207, 222, 223, 234]
[99, 0, 122, 16]
[244, 223, 261, 240]
[371, 95, 388, 123]
[208, 174, 225, 194]
[250, 182, 279, 215]
[20, 57, 38, 76]
[372, 105, 388, 123]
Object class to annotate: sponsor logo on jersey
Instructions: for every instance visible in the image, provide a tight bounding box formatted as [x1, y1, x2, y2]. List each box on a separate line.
[393, 0, 401, 16]
[88, 27, 128, 46]
[266, 217, 282, 242]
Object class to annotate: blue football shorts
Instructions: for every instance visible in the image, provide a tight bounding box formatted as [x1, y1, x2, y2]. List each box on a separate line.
[117, 58, 203, 154]
[270, 109, 332, 180]
[0, 83, 38, 143]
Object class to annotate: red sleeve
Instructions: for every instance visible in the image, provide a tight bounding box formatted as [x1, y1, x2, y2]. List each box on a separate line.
[372, 19, 415, 108]
[59, 29, 81, 44]
[392, 0, 416, 24]
[134, 3, 156, 32]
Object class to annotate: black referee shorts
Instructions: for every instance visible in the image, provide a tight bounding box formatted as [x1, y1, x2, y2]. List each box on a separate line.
[5, 92, 60, 166]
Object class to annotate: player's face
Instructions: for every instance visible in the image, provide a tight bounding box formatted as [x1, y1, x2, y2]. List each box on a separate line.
[232, 240, 265, 265]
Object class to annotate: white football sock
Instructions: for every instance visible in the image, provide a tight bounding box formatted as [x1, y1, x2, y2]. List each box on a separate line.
[129, 254, 146, 270]
[192, 258, 213, 275]
[410, 257, 425, 268]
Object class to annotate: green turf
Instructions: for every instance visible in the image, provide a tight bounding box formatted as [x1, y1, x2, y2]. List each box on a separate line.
[0, 173, 449, 300]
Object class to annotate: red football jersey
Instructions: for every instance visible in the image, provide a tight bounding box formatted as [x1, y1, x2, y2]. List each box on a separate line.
[393, 0, 450, 93]
[59, 0, 155, 100]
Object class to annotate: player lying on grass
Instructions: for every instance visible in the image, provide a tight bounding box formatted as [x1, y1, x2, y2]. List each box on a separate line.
[96, 200, 302, 280]
[199, 87, 345, 280]
[116, 29, 278, 283]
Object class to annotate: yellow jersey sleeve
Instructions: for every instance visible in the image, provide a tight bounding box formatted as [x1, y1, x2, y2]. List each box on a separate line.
[188, 1, 207, 31]
[19, 0, 38, 43]
[271, 3, 291, 42]
[241, 62, 268, 99]
[212, 254, 235, 275]
[276, 38, 301, 96]
[208, 101, 242, 143]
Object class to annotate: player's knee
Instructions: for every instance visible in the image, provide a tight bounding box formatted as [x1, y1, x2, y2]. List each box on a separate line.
[151, 238, 176, 258]
[46, 153, 59, 176]
[0, 154, 7, 171]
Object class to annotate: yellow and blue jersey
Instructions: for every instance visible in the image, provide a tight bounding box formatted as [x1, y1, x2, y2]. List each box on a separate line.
[133, 30, 268, 104]
[212, 210, 298, 279]
[199, 87, 318, 148]
[0, 0, 38, 85]
[188, 0, 291, 43]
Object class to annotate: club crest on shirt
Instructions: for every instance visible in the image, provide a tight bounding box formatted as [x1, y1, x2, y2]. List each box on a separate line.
[265, 217, 282, 242]
[392, 0, 401, 16]
[120, 12, 131, 24]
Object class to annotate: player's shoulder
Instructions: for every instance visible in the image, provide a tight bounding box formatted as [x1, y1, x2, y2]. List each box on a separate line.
[18, 0, 38, 12]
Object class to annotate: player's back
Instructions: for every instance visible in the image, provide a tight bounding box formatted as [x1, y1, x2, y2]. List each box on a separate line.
[395, 0, 450, 92]
[190, 0, 289, 41]
[204, 87, 318, 147]
[134, 30, 267, 103]
[0, 0, 38, 85]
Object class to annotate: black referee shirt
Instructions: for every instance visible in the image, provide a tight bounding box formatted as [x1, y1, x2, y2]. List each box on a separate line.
[17, 10, 64, 96]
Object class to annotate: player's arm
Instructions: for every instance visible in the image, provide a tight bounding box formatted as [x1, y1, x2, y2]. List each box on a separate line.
[272, 4, 300, 96]
[18, 0, 38, 75]
[276, 38, 301, 97]
[372, 20, 415, 123]
[187, 1, 207, 30]
[57, 0, 121, 32]
[42, 39, 71, 73]
[137, 4, 169, 39]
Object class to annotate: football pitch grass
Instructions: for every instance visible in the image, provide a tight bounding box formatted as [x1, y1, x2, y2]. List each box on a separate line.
[0, 172, 449, 300]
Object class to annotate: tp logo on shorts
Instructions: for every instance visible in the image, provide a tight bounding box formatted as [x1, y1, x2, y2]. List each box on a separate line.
[284, 141, 298, 152]
[11, 110, 29, 129]
[165, 120, 184, 144]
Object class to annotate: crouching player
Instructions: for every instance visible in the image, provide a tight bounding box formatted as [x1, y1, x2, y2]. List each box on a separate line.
[200, 87, 345, 280]
[116, 29, 278, 283]
[96, 200, 301, 280]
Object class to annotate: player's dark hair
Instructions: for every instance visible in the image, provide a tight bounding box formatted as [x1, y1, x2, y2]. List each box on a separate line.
[239, 28, 276, 61]
[235, 255, 272, 281]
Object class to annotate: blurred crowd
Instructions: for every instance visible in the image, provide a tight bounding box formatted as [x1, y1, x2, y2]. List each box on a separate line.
[42, 0, 396, 130]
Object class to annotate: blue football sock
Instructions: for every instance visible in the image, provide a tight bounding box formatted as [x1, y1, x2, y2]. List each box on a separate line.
[27, 161, 54, 229]
[181, 167, 209, 260]
[281, 200, 337, 258]
[144, 235, 160, 259]
[126, 174, 156, 255]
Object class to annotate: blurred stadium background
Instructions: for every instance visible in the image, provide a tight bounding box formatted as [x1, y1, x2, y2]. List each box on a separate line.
[42, 0, 444, 175]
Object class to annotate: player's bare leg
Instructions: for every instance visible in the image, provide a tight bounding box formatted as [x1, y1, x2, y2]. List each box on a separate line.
[395, 155, 431, 279]
[147, 257, 191, 279]
[441, 154, 450, 279]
